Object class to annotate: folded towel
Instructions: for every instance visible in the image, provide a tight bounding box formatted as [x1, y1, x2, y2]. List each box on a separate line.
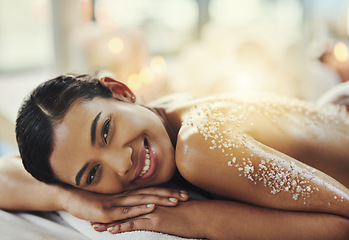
[58, 211, 201, 240]
[317, 81, 349, 106]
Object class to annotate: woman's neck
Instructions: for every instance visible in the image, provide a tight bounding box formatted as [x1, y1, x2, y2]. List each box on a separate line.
[152, 107, 179, 147]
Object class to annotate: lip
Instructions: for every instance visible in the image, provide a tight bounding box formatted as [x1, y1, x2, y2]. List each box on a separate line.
[134, 137, 157, 182]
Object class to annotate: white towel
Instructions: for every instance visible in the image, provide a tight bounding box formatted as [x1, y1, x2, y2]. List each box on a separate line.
[58, 211, 201, 240]
[317, 81, 349, 106]
[0, 209, 87, 240]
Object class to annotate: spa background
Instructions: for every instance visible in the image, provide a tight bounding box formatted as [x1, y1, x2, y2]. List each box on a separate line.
[1, 0, 349, 157]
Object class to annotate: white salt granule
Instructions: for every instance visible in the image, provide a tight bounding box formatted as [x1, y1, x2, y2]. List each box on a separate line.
[296, 186, 302, 193]
[291, 180, 297, 187]
[244, 165, 254, 174]
[293, 194, 299, 200]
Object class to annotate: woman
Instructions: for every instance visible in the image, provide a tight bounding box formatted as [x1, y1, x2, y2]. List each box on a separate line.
[1, 74, 349, 239]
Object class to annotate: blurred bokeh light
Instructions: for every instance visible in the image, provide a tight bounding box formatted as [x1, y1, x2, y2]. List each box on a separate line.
[2, 0, 349, 154]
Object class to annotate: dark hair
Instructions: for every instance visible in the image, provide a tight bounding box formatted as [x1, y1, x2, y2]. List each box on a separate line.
[16, 74, 113, 184]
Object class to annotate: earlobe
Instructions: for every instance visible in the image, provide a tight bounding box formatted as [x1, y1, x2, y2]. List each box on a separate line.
[99, 77, 136, 103]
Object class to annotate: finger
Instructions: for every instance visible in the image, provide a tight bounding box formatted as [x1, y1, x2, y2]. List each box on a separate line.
[127, 187, 189, 201]
[107, 218, 151, 234]
[101, 204, 155, 223]
[110, 194, 182, 207]
[92, 216, 138, 232]
[92, 223, 109, 232]
[93, 220, 125, 232]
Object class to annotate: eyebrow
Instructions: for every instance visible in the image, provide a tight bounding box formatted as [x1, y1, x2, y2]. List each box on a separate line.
[75, 162, 89, 186]
[91, 112, 102, 145]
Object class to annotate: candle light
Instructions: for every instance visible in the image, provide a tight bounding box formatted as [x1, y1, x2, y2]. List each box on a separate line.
[125, 56, 169, 102]
[333, 41, 348, 62]
[139, 67, 155, 85]
[127, 73, 142, 91]
[150, 56, 167, 74]
[108, 37, 124, 54]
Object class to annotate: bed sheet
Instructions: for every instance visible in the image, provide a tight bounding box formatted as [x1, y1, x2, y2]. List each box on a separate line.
[0, 209, 87, 240]
[0, 209, 204, 240]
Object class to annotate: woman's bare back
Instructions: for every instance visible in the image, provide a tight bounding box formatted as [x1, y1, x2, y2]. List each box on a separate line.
[171, 93, 349, 217]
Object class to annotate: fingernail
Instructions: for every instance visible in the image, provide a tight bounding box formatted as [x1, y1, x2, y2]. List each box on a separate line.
[180, 192, 188, 199]
[107, 227, 115, 233]
[147, 203, 155, 208]
[93, 224, 101, 229]
[169, 197, 178, 203]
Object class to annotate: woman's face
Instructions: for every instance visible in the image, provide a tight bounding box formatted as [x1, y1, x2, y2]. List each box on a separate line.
[49, 97, 176, 194]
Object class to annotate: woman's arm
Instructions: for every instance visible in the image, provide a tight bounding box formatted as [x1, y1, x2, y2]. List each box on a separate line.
[0, 155, 188, 223]
[0, 155, 65, 211]
[98, 199, 349, 240]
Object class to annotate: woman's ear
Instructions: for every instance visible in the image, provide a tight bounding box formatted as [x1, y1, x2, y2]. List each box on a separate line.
[99, 77, 136, 103]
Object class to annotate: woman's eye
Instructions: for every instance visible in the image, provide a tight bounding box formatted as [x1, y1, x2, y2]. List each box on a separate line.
[102, 118, 111, 144]
[87, 164, 101, 185]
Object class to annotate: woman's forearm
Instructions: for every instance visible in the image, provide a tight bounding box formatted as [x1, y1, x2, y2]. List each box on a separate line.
[0, 155, 65, 211]
[97, 198, 348, 239]
[196, 200, 349, 240]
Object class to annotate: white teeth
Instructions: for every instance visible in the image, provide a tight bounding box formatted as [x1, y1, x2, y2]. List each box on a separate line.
[139, 145, 151, 177]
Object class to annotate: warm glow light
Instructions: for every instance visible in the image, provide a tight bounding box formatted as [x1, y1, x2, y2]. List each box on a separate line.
[236, 71, 253, 90]
[127, 73, 142, 90]
[333, 42, 348, 62]
[150, 56, 167, 74]
[139, 67, 154, 84]
[108, 37, 124, 54]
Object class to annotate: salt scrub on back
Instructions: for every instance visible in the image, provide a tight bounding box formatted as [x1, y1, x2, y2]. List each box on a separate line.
[182, 93, 348, 205]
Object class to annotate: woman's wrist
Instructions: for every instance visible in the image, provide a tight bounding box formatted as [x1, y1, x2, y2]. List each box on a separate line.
[55, 184, 74, 212]
[184, 200, 213, 239]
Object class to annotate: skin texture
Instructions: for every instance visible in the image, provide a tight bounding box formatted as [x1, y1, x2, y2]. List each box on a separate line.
[1, 78, 349, 239]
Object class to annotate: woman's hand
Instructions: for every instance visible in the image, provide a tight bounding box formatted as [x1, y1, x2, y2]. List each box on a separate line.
[59, 186, 189, 224]
[92, 200, 206, 239]
[93, 199, 349, 240]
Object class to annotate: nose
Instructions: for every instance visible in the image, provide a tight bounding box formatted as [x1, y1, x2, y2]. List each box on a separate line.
[102, 147, 133, 176]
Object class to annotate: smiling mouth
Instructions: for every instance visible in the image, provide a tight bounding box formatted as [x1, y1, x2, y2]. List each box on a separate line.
[134, 137, 157, 181]
[139, 138, 151, 177]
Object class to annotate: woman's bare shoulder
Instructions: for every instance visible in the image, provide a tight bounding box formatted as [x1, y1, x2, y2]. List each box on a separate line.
[174, 100, 241, 187]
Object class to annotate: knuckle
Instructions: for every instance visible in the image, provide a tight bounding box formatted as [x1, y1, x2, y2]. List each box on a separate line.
[128, 221, 135, 230]
[121, 207, 130, 215]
